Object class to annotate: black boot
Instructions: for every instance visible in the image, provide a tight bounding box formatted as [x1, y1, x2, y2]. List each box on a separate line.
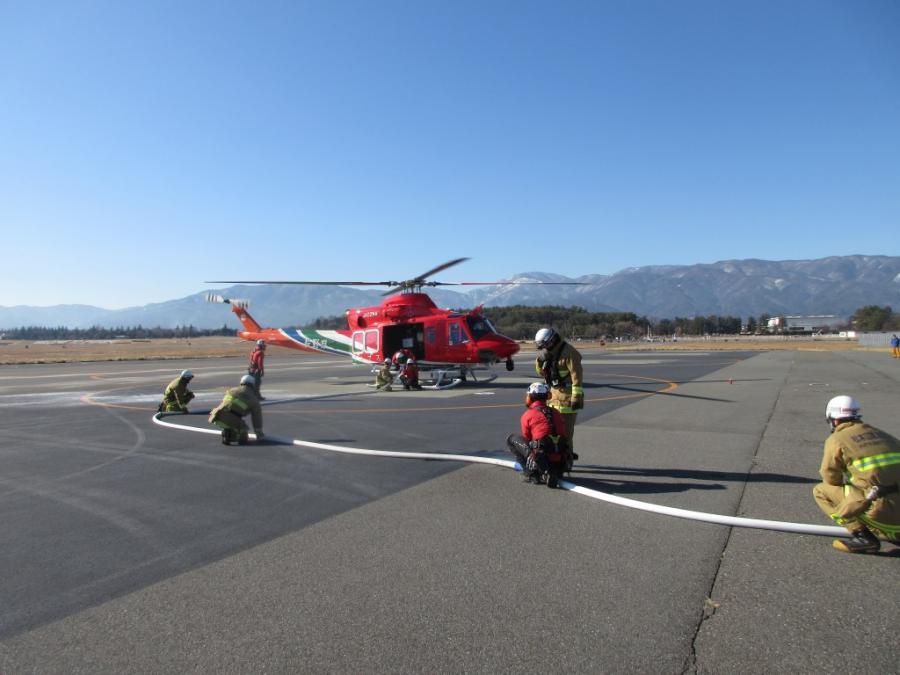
[832, 527, 880, 554]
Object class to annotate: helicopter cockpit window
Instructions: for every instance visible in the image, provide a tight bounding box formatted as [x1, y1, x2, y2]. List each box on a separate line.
[466, 316, 496, 340]
[448, 321, 470, 345]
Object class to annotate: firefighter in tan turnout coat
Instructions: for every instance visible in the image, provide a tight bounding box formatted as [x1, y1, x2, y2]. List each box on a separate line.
[159, 370, 195, 413]
[208, 374, 265, 445]
[813, 395, 900, 554]
[534, 327, 583, 465]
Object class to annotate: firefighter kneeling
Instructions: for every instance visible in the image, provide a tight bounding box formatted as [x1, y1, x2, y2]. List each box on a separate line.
[208, 374, 265, 445]
[159, 370, 195, 413]
[813, 395, 900, 554]
[506, 382, 570, 488]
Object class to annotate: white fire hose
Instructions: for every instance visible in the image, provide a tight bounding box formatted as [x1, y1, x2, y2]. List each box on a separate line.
[153, 412, 847, 538]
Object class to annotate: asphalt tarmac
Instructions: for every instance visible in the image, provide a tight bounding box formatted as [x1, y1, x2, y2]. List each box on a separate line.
[1, 348, 898, 673]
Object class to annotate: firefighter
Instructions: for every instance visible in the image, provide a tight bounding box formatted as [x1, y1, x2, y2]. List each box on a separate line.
[534, 327, 583, 465]
[400, 357, 422, 390]
[208, 374, 265, 445]
[391, 348, 414, 368]
[158, 370, 195, 413]
[375, 358, 394, 391]
[248, 339, 266, 400]
[506, 382, 569, 488]
[813, 395, 900, 553]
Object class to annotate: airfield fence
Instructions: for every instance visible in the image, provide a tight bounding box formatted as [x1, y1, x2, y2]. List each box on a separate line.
[858, 332, 898, 348]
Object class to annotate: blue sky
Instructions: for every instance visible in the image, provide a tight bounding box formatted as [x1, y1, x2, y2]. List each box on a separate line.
[2, 1, 898, 308]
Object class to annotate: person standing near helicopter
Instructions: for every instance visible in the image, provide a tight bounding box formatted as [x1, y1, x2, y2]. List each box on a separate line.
[534, 327, 583, 464]
[248, 339, 266, 400]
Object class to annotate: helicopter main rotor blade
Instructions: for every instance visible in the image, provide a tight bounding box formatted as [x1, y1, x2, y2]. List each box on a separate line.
[205, 280, 399, 286]
[457, 281, 586, 285]
[409, 257, 470, 283]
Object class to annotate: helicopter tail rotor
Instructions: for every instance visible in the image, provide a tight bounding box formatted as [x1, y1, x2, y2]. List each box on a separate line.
[206, 293, 250, 309]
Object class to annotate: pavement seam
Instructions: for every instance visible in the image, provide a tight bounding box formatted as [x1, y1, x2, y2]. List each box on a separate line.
[681, 353, 793, 675]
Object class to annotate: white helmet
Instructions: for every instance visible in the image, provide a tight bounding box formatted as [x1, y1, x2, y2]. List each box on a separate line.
[256, 339, 266, 348]
[527, 382, 550, 398]
[825, 395, 861, 422]
[384, 358, 391, 364]
[180, 370, 193, 379]
[240, 374, 255, 386]
[534, 327, 557, 349]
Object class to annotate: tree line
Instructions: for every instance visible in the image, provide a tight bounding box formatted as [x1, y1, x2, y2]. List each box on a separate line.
[307, 305, 744, 340]
[5, 304, 896, 342]
[1, 325, 236, 340]
[848, 305, 900, 332]
[475, 306, 744, 340]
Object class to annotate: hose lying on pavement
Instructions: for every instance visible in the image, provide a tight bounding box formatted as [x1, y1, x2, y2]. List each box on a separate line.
[153, 412, 847, 538]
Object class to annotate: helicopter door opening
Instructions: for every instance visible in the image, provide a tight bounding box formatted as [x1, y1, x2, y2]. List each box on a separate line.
[382, 323, 425, 360]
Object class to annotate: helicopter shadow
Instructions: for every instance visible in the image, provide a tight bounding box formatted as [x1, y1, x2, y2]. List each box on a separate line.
[594, 382, 734, 404]
[485, 380, 736, 404]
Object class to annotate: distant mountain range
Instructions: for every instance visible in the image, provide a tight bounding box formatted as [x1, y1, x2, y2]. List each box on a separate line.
[3, 255, 898, 330]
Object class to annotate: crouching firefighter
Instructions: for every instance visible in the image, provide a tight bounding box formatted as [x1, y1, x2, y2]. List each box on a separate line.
[158, 370, 195, 413]
[813, 395, 900, 554]
[375, 358, 394, 391]
[506, 382, 570, 488]
[208, 374, 265, 445]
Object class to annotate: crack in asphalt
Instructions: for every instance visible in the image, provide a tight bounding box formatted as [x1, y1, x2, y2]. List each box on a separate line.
[681, 354, 794, 674]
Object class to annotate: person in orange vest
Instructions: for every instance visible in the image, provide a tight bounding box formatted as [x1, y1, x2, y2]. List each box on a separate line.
[248, 339, 266, 400]
[813, 395, 900, 553]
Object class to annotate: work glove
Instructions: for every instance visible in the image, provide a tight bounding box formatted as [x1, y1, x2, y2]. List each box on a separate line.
[572, 394, 584, 411]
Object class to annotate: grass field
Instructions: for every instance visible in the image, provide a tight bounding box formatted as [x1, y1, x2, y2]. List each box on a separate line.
[0, 337, 252, 365]
[0, 335, 874, 365]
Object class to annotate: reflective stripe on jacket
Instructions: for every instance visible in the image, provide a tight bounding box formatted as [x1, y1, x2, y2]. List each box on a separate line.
[163, 377, 192, 406]
[820, 420, 900, 528]
[534, 340, 583, 413]
[213, 384, 263, 433]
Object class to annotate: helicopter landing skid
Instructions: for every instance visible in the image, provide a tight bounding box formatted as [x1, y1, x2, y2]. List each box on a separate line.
[368, 364, 497, 390]
[423, 365, 497, 390]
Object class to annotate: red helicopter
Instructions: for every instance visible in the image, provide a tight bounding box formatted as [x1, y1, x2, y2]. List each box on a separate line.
[206, 258, 578, 389]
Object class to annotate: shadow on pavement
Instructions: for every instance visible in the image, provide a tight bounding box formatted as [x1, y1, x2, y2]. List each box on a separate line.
[571, 475, 726, 495]
[573, 464, 818, 485]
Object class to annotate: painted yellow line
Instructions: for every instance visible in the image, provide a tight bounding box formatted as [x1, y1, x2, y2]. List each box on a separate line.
[80, 388, 157, 412]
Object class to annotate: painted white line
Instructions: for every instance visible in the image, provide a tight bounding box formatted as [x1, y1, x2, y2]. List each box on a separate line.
[581, 359, 667, 365]
[152, 413, 848, 538]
